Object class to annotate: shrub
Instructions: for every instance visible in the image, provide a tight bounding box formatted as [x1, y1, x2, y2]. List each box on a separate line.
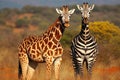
[15, 18, 29, 28]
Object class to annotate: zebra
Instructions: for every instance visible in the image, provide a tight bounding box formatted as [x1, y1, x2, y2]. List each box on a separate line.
[71, 2, 98, 79]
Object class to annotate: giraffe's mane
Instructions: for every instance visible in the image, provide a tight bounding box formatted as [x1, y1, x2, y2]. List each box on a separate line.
[42, 17, 61, 35]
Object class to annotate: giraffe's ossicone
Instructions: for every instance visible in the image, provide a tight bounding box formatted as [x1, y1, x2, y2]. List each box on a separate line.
[18, 6, 75, 80]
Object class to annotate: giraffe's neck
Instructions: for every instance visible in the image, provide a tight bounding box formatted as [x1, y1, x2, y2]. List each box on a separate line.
[80, 19, 90, 39]
[43, 16, 65, 41]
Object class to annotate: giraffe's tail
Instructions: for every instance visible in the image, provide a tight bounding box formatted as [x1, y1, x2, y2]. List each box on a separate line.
[18, 61, 22, 79]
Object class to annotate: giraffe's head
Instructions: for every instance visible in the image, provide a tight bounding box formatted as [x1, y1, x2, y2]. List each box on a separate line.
[56, 5, 75, 28]
[77, 2, 95, 24]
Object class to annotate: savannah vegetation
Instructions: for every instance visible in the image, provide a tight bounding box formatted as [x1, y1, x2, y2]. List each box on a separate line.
[0, 5, 120, 80]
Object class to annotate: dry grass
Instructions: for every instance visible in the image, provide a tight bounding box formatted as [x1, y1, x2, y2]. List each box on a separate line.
[0, 47, 120, 80]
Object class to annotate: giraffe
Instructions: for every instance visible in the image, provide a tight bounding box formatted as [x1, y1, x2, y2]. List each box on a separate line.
[18, 6, 75, 80]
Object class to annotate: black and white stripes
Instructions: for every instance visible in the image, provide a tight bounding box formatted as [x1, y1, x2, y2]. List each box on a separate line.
[71, 21, 98, 76]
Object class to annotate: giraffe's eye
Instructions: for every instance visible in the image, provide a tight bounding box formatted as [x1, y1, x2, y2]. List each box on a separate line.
[89, 12, 91, 14]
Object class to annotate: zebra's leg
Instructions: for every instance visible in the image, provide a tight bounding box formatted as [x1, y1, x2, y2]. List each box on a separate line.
[19, 52, 29, 80]
[26, 60, 38, 80]
[71, 51, 84, 79]
[86, 57, 96, 80]
[71, 47, 81, 80]
[77, 58, 84, 80]
[72, 57, 80, 80]
[54, 57, 62, 80]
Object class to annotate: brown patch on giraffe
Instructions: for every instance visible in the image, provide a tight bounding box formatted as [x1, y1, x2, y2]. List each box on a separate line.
[55, 51, 58, 55]
[37, 42, 41, 50]
[59, 48, 62, 54]
[49, 33, 53, 40]
[41, 42, 44, 49]
[58, 43, 61, 47]
[52, 45, 56, 49]
[52, 27, 55, 32]
[33, 55, 36, 58]
[44, 38, 48, 44]
[50, 51, 53, 55]
[27, 41, 31, 45]
[55, 30, 61, 40]
[22, 43, 25, 48]
[18, 53, 22, 57]
[48, 51, 50, 56]
[52, 37, 58, 44]
[18, 46, 22, 52]
[31, 50, 35, 53]
[39, 40, 42, 44]
[43, 34, 47, 39]
[20, 49, 26, 53]
[32, 43, 36, 49]
[36, 50, 40, 57]
[48, 42, 53, 48]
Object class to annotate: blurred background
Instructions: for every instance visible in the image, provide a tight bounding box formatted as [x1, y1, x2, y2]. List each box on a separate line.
[0, 0, 120, 80]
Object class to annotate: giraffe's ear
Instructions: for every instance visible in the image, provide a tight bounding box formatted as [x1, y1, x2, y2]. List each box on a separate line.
[69, 9, 75, 14]
[89, 4, 95, 10]
[77, 5, 83, 11]
[56, 8, 62, 14]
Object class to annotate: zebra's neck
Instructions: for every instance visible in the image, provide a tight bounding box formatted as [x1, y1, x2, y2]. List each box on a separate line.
[80, 21, 90, 40]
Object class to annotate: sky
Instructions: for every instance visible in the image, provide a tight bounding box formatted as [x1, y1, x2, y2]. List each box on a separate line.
[0, 0, 120, 9]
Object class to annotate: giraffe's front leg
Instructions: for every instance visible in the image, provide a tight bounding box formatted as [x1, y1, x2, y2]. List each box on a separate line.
[54, 57, 62, 80]
[46, 57, 53, 80]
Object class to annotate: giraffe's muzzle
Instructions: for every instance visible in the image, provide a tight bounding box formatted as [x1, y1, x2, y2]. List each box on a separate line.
[64, 21, 70, 27]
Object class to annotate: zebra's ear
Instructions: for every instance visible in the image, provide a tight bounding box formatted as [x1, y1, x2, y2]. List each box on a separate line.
[69, 9, 75, 14]
[77, 5, 83, 11]
[89, 4, 95, 10]
[56, 8, 62, 14]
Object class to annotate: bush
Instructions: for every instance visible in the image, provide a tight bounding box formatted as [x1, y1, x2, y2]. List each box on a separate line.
[15, 18, 29, 28]
[89, 21, 120, 43]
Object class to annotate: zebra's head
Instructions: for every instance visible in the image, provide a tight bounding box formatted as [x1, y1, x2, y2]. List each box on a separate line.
[77, 2, 95, 24]
[56, 6, 75, 28]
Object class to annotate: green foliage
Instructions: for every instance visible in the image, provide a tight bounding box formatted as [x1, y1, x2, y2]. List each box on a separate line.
[15, 18, 29, 28]
[89, 21, 120, 43]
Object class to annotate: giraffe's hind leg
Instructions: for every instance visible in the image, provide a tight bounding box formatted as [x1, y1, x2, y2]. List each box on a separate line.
[26, 60, 38, 80]
[19, 52, 29, 80]
[54, 57, 62, 80]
